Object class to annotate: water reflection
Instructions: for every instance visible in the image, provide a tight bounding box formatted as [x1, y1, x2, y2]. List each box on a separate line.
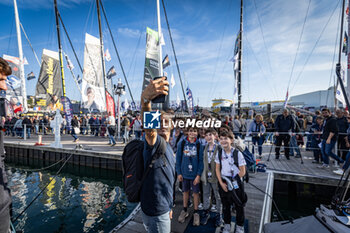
[6, 164, 136, 233]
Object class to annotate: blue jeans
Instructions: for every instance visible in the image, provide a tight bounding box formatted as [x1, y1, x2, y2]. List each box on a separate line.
[141, 210, 171, 233]
[321, 140, 344, 165]
[342, 151, 350, 171]
[27, 128, 31, 138]
[135, 131, 142, 139]
[252, 136, 264, 155]
[71, 128, 78, 140]
[109, 134, 116, 144]
[289, 135, 301, 156]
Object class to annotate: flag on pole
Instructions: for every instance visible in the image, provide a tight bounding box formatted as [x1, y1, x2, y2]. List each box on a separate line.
[125, 98, 129, 111]
[160, 32, 165, 46]
[186, 86, 194, 115]
[343, 31, 348, 55]
[27, 71, 35, 80]
[170, 73, 176, 88]
[336, 67, 346, 105]
[230, 32, 240, 117]
[283, 89, 289, 109]
[176, 93, 180, 107]
[23, 57, 29, 65]
[64, 53, 75, 70]
[162, 54, 170, 69]
[107, 66, 116, 79]
[105, 49, 111, 62]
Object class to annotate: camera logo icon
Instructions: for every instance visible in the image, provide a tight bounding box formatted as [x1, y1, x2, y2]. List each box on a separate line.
[143, 110, 161, 129]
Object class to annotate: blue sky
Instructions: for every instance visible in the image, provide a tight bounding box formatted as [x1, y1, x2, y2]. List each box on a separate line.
[0, 0, 344, 107]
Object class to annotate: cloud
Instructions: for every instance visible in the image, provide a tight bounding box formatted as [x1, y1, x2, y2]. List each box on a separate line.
[1, 0, 93, 9]
[117, 28, 142, 38]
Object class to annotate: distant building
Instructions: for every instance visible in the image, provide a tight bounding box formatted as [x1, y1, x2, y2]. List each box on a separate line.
[288, 86, 340, 109]
[211, 99, 232, 113]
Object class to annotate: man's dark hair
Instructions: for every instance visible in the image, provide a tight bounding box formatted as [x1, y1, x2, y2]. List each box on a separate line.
[0, 58, 12, 76]
[321, 108, 330, 113]
[219, 130, 234, 140]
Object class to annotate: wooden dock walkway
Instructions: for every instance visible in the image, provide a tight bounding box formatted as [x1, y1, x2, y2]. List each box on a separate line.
[110, 143, 346, 233]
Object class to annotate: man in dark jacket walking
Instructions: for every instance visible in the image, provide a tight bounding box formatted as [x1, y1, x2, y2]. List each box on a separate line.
[319, 108, 344, 168]
[274, 109, 294, 160]
[0, 57, 12, 233]
[335, 109, 348, 161]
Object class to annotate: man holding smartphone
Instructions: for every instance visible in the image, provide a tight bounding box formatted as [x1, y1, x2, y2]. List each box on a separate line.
[140, 76, 175, 233]
[0, 57, 12, 233]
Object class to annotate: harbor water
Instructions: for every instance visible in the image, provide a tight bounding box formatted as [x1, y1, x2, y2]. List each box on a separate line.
[6, 161, 136, 233]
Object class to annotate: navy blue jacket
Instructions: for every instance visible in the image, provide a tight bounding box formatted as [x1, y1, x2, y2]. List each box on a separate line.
[141, 136, 175, 216]
[176, 138, 204, 180]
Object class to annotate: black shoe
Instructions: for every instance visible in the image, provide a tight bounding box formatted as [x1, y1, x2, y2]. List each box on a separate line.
[275, 155, 280, 159]
[295, 155, 301, 158]
[312, 160, 319, 163]
[286, 156, 290, 160]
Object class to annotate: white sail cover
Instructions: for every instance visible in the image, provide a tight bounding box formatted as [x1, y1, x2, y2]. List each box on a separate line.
[82, 33, 105, 112]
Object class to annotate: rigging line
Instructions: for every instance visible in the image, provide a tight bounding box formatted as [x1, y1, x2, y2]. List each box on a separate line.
[58, 13, 84, 73]
[20, 157, 66, 172]
[245, 34, 278, 99]
[252, 0, 273, 76]
[290, 0, 341, 94]
[19, 23, 41, 67]
[99, 0, 135, 104]
[286, 0, 312, 90]
[326, 3, 342, 105]
[207, 0, 233, 101]
[12, 154, 73, 224]
[6, 15, 14, 55]
[161, 0, 188, 111]
[127, 0, 148, 89]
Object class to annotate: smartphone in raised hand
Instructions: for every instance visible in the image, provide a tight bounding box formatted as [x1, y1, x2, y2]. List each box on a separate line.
[152, 76, 168, 103]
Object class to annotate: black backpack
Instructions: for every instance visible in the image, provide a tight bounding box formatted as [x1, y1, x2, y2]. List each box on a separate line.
[122, 138, 166, 203]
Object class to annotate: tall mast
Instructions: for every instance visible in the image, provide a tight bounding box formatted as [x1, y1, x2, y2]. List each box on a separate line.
[335, 0, 350, 110]
[157, 0, 163, 76]
[96, 0, 108, 111]
[237, 0, 243, 115]
[14, 0, 28, 112]
[54, 0, 66, 97]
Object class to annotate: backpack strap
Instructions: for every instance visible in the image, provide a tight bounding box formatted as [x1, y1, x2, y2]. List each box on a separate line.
[233, 149, 239, 170]
[196, 142, 201, 159]
[140, 137, 167, 185]
[218, 146, 223, 171]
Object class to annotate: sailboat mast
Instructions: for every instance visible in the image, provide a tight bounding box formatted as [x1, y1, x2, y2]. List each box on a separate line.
[13, 0, 28, 112]
[237, 0, 243, 115]
[96, 0, 108, 111]
[335, 0, 350, 110]
[157, 0, 163, 76]
[54, 0, 66, 97]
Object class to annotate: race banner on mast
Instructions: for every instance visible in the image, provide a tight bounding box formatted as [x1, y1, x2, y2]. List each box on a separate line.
[35, 49, 63, 110]
[82, 33, 105, 113]
[2, 54, 23, 113]
[142, 27, 169, 110]
[106, 91, 115, 117]
[61, 96, 73, 131]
